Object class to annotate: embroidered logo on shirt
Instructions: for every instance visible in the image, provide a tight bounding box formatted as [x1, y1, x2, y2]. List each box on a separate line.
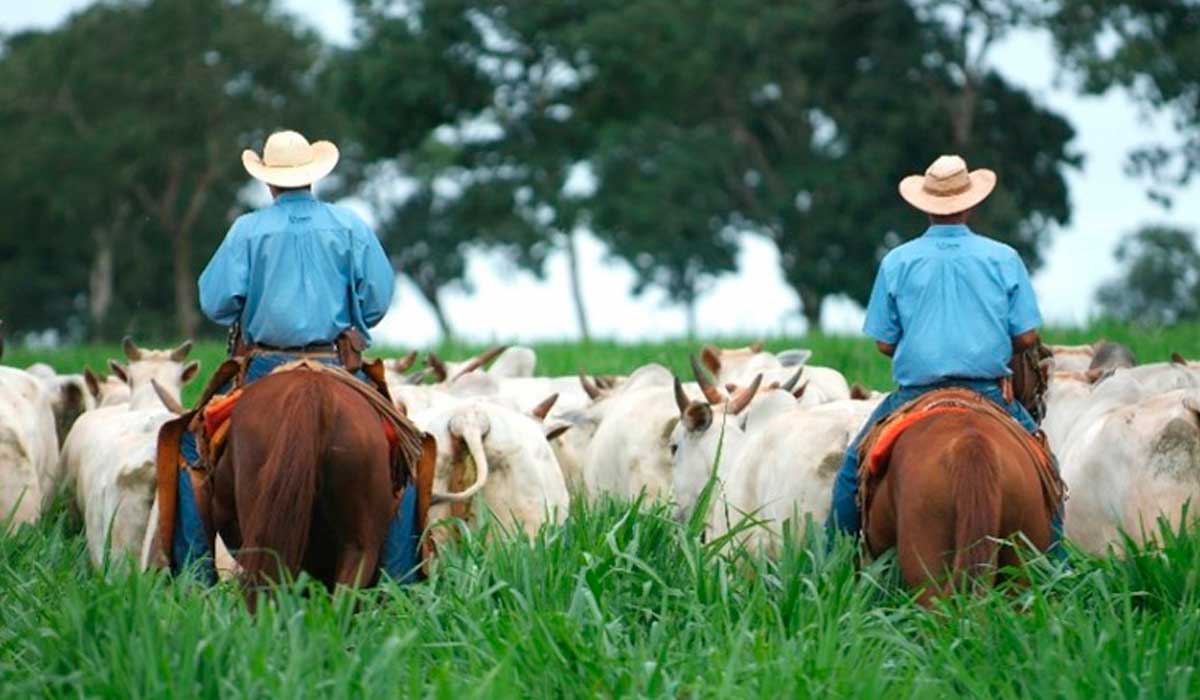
[289, 215, 312, 224]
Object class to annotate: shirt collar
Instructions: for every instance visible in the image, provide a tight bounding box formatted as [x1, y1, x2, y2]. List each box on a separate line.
[923, 224, 971, 238]
[274, 190, 316, 204]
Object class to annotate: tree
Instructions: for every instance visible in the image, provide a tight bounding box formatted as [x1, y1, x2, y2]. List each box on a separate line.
[0, 0, 332, 340]
[1097, 225, 1200, 325]
[1049, 0, 1200, 202]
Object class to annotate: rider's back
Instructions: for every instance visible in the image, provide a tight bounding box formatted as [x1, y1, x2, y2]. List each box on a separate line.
[865, 224, 1040, 387]
[198, 191, 394, 348]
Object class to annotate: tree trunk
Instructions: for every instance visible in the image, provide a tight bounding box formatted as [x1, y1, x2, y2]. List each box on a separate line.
[685, 296, 698, 339]
[419, 283, 455, 342]
[89, 232, 114, 338]
[564, 228, 591, 341]
[799, 286, 823, 334]
[172, 226, 198, 339]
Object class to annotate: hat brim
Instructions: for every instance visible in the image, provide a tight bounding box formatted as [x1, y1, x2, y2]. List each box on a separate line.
[242, 140, 339, 188]
[898, 168, 996, 216]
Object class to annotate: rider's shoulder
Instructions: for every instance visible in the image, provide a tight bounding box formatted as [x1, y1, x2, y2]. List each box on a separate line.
[967, 231, 1022, 262]
[320, 201, 373, 235]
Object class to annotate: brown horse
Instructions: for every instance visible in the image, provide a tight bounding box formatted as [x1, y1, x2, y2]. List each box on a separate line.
[863, 410, 1053, 605]
[204, 371, 397, 606]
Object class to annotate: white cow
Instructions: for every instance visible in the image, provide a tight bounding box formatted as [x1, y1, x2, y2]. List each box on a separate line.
[669, 380, 880, 551]
[26, 364, 94, 447]
[63, 339, 198, 566]
[413, 399, 570, 548]
[1044, 363, 1200, 554]
[0, 367, 59, 528]
[699, 344, 851, 406]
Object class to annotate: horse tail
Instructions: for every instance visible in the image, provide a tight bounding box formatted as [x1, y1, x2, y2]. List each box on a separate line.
[949, 428, 1002, 583]
[239, 381, 326, 590]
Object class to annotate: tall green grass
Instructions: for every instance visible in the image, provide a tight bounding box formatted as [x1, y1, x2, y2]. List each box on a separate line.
[3, 498, 1200, 697]
[2, 326, 1200, 697]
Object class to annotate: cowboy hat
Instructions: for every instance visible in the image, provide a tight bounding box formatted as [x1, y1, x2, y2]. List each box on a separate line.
[898, 155, 996, 216]
[241, 130, 339, 188]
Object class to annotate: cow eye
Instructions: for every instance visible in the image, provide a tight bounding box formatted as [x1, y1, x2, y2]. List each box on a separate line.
[669, 443, 678, 456]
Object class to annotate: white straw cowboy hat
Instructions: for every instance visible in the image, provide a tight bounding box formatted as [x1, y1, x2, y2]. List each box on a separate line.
[898, 155, 996, 216]
[241, 130, 339, 188]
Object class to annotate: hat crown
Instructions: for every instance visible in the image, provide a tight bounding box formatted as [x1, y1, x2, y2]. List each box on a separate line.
[262, 130, 314, 168]
[922, 155, 971, 196]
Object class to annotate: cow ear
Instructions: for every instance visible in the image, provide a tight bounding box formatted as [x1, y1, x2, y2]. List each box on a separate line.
[700, 345, 721, 375]
[84, 367, 102, 399]
[1172, 352, 1187, 365]
[180, 361, 201, 385]
[108, 360, 130, 386]
[683, 403, 713, 433]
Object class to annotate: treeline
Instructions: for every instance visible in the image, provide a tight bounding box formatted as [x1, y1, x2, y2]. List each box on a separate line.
[0, 0, 1196, 341]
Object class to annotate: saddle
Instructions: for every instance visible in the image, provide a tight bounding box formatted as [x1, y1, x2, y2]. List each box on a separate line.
[856, 388, 1065, 537]
[146, 354, 436, 572]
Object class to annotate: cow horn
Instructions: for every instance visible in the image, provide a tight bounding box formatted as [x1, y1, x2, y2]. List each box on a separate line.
[432, 417, 490, 503]
[453, 345, 509, 380]
[406, 367, 434, 385]
[690, 354, 724, 404]
[699, 345, 722, 376]
[781, 365, 805, 392]
[727, 374, 762, 415]
[849, 383, 871, 401]
[169, 339, 193, 362]
[122, 336, 143, 361]
[1172, 352, 1187, 365]
[531, 393, 559, 421]
[673, 376, 690, 415]
[749, 342, 764, 353]
[426, 352, 448, 383]
[392, 350, 419, 374]
[579, 370, 603, 400]
[151, 379, 185, 415]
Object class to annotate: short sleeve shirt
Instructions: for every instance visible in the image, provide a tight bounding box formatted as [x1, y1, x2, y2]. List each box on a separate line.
[863, 224, 1041, 387]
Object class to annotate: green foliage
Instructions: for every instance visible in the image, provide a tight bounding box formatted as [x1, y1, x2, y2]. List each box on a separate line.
[4, 327, 1200, 695]
[0, 0, 332, 341]
[5, 480, 1200, 696]
[1050, 0, 1200, 198]
[1097, 225, 1200, 325]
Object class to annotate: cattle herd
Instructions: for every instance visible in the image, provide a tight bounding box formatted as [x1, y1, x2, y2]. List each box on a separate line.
[1, 337, 1198, 576]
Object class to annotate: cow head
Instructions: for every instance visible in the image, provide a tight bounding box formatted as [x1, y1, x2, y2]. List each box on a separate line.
[424, 402, 570, 552]
[108, 337, 200, 411]
[667, 369, 761, 523]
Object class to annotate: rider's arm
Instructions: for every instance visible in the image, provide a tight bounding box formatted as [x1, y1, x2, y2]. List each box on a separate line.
[863, 259, 902, 353]
[354, 222, 396, 328]
[1006, 251, 1042, 342]
[1012, 329, 1040, 352]
[198, 217, 250, 325]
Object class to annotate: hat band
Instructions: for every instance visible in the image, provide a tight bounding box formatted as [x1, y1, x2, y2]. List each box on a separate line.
[262, 151, 316, 169]
[923, 176, 972, 197]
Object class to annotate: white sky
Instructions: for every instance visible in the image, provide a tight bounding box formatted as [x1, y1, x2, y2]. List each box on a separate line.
[7, 0, 1200, 346]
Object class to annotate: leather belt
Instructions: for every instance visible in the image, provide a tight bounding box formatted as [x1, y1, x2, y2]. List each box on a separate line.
[251, 341, 337, 354]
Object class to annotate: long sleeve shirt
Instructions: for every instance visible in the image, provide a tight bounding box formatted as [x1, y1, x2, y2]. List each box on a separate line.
[198, 191, 395, 348]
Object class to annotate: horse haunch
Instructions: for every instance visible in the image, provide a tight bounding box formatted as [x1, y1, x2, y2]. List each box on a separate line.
[867, 412, 1052, 604]
[213, 371, 395, 603]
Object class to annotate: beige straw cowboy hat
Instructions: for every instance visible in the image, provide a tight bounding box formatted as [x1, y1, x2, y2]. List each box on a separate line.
[898, 155, 996, 216]
[241, 130, 339, 188]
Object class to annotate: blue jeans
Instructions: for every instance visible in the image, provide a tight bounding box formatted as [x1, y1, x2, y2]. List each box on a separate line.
[827, 379, 1064, 552]
[172, 352, 423, 583]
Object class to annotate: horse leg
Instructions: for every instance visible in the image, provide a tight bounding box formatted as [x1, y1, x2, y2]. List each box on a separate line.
[325, 414, 393, 589]
[889, 445, 958, 606]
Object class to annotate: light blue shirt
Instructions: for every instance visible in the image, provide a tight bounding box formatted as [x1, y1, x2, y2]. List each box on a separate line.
[198, 191, 395, 348]
[863, 224, 1042, 388]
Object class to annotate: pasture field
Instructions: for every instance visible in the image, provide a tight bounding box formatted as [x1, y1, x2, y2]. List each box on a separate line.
[3, 324, 1200, 698]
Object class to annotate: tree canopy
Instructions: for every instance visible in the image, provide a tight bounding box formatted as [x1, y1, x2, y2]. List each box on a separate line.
[0, 0, 331, 340]
[1097, 225, 1200, 325]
